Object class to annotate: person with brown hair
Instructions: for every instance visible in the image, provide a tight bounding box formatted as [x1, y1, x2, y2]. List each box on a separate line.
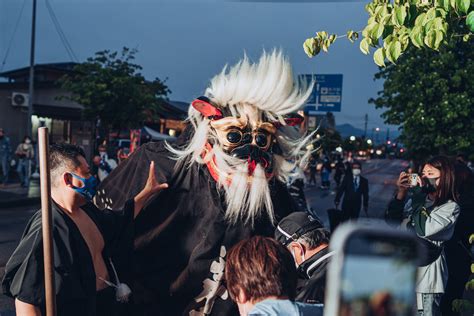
[225, 236, 323, 316]
[386, 155, 460, 316]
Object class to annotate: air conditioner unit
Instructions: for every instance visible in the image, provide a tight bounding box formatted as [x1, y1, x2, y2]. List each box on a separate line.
[11, 92, 29, 107]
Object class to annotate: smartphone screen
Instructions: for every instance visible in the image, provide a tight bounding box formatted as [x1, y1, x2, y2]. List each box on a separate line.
[338, 234, 418, 316]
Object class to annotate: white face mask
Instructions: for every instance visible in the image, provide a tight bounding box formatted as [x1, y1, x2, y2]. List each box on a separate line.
[25, 139, 31, 144]
[352, 168, 361, 176]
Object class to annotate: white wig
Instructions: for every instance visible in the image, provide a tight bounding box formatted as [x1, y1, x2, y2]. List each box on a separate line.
[166, 49, 316, 225]
[206, 49, 312, 117]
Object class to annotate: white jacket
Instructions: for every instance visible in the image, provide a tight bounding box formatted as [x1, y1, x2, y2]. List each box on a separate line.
[403, 198, 460, 295]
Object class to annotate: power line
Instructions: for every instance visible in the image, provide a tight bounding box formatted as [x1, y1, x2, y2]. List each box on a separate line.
[44, 0, 79, 62]
[1, 0, 28, 72]
[44, 0, 78, 62]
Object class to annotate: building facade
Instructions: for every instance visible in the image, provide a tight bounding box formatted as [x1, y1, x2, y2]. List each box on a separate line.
[0, 62, 95, 159]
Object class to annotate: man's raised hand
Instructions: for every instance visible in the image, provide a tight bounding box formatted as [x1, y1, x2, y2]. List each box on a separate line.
[133, 161, 168, 218]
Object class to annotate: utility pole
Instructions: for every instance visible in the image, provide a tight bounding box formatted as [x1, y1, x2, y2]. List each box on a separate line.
[27, 0, 37, 138]
[363, 113, 368, 139]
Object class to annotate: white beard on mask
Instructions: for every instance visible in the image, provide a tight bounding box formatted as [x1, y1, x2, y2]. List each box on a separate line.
[210, 145, 274, 226]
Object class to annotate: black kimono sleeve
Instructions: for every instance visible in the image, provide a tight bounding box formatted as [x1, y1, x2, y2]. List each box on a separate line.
[2, 211, 45, 306]
[95, 141, 176, 211]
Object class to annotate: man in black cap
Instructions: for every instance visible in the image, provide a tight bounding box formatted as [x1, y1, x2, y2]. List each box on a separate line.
[274, 212, 333, 305]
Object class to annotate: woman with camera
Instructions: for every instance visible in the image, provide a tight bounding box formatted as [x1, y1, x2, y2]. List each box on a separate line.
[386, 156, 460, 316]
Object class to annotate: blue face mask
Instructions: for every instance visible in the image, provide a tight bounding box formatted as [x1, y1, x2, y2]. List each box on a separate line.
[70, 173, 97, 201]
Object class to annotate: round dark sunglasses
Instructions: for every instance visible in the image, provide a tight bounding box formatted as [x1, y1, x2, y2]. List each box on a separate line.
[226, 130, 270, 148]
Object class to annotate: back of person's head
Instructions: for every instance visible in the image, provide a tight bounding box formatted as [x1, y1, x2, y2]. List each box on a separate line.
[225, 236, 297, 304]
[424, 155, 456, 205]
[274, 212, 328, 250]
[454, 161, 474, 198]
[297, 228, 330, 250]
[50, 143, 86, 187]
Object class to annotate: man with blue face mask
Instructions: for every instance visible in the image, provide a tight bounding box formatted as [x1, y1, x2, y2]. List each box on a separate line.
[334, 161, 369, 223]
[2, 143, 168, 316]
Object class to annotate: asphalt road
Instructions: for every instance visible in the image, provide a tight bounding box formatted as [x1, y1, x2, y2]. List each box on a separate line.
[0, 158, 406, 315]
[0, 205, 38, 315]
[306, 158, 407, 227]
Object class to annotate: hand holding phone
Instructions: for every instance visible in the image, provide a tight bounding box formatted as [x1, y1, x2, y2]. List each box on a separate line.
[408, 173, 419, 187]
[396, 172, 410, 190]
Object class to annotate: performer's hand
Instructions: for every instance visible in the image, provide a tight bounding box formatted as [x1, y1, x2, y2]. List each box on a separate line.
[143, 161, 169, 197]
[134, 161, 168, 218]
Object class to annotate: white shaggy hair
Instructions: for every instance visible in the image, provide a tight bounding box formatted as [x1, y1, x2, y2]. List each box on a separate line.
[166, 49, 316, 226]
[207, 50, 312, 118]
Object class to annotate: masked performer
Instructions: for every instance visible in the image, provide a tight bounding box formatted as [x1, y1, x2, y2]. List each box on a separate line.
[95, 50, 316, 316]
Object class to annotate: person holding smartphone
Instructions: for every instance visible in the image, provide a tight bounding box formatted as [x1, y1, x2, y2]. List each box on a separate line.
[386, 156, 460, 316]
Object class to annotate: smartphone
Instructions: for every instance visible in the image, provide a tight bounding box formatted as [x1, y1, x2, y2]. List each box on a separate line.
[408, 173, 419, 187]
[324, 223, 420, 316]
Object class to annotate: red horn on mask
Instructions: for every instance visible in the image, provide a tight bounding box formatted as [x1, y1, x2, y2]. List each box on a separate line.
[273, 113, 304, 128]
[191, 96, 223, 120]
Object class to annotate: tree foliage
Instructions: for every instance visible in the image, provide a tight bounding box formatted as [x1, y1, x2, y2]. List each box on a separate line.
[304, 0, 473, 66]
[451, 233, 474, 313]
[369, 34, 474, 160]
[316, 128, 343, 153]
[59, 47, 170, 131]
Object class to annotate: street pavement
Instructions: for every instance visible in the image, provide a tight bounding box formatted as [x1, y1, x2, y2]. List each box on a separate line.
[0, 205, 38, 315]
[0, 180, 40, 208]
[306, 158, 407, 227]
[0, 158, 405, 315]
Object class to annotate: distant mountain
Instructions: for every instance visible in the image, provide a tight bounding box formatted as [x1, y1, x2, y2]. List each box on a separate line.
[336, 124, 365, 138]
[336, 123, 401, 139]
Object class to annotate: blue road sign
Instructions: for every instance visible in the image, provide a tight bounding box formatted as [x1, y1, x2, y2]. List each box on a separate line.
[301, 74, 343, 114]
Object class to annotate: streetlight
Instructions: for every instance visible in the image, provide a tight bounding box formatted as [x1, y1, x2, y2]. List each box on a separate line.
[375, 127, 380, 145]
[367, 139, 373, 145]
[349, 135, 356, 141]
[335, 146, 343, 153]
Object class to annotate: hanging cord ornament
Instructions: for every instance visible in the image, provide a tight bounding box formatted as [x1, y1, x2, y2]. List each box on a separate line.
[98, 258, 132, 303]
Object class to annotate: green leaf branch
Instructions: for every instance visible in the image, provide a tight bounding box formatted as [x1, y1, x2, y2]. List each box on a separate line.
[304, 0, 474, 66]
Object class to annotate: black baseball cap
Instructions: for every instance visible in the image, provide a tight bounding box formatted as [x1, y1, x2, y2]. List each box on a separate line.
[275, 212, 324, 246]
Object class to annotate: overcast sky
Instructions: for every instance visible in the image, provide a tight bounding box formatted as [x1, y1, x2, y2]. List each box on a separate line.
[0, 0, 398, 133]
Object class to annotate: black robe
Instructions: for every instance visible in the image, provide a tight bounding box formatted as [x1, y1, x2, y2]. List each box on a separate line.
[1, 200, 134, 316]
[95, 140, 297, 316]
